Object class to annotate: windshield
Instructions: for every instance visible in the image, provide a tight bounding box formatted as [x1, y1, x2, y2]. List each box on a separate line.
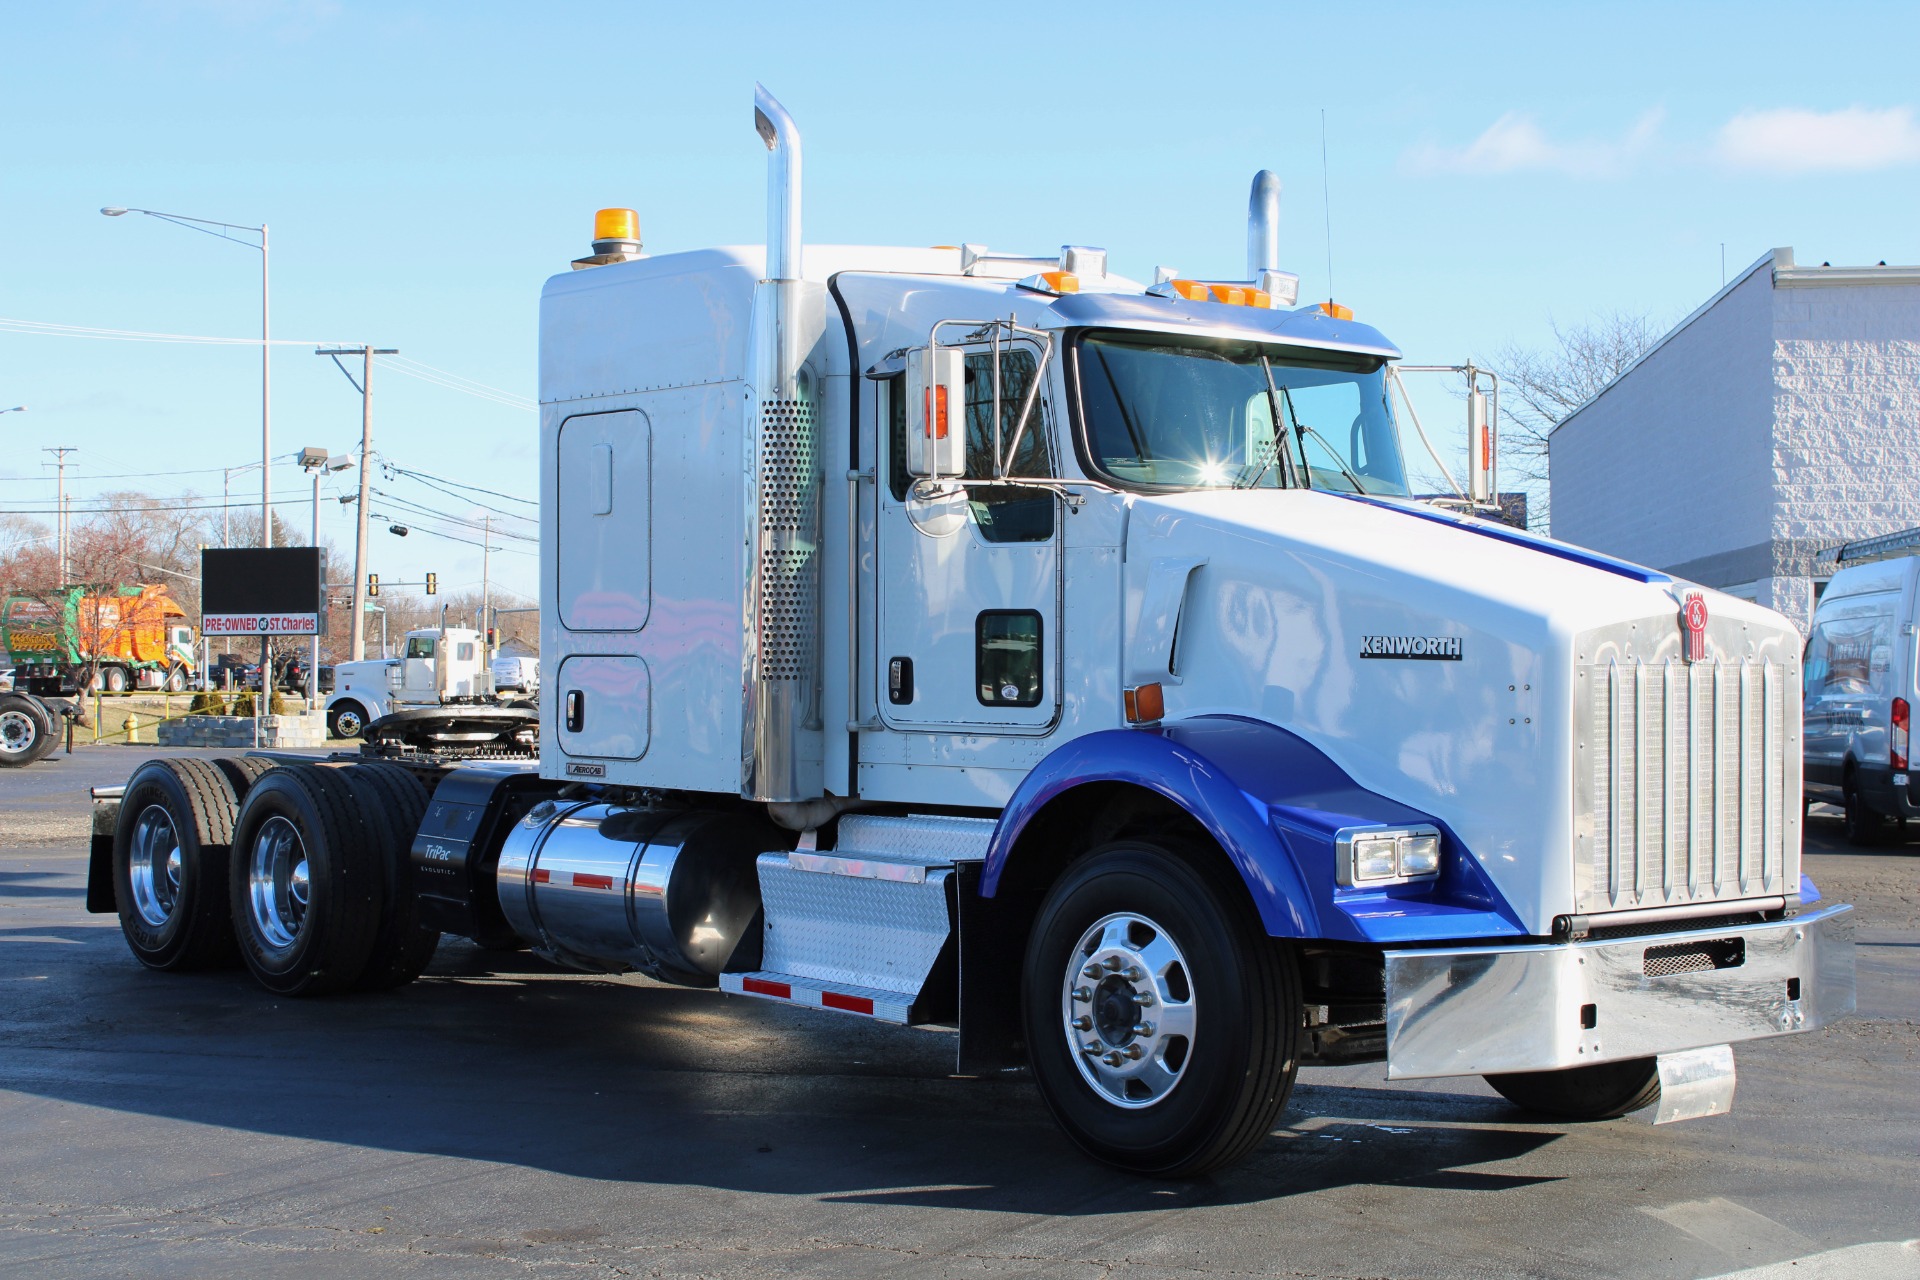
[1074, 331, 1410, 496]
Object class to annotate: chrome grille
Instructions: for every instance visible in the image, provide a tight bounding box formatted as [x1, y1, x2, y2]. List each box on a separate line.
[1576, 656, 1797, 915]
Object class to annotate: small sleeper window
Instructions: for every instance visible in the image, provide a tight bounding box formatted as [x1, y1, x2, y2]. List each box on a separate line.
[977, 610, 1043, 707]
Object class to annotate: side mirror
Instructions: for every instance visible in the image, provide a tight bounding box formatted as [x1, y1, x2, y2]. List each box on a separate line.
[906, 346, 965, 478]
[1466, 389, 1492, 505]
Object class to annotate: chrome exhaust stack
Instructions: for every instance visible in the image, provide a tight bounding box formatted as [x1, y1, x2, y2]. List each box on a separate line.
[743, 85, 826, 803]
[1244, 170, 1300, 307]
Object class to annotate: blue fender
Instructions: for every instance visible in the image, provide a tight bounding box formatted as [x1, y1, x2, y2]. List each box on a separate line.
[980, 714, 1526, 946]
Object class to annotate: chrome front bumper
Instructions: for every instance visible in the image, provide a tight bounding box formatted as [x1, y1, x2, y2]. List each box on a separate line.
[1383, 903, 1854, 1079]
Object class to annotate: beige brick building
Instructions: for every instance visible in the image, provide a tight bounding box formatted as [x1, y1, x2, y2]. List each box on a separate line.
[1550, 247, 1920, 636]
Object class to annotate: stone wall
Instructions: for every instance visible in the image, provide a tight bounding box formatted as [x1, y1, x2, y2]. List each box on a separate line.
[157, 713, 328, 750]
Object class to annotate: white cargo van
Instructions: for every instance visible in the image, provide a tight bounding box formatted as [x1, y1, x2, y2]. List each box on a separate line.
[1804, 530, 1919, 842]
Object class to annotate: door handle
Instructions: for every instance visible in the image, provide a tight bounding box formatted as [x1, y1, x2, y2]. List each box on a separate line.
[565, 689, 584, 732]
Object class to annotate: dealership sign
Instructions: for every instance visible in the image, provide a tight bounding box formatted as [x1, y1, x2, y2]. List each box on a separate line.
[200, 547, 327, 638]
[202, 612, 320, 636]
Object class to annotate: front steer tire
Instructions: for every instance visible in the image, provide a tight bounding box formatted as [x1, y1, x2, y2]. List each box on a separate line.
[112, 759, 247, 971]
[228, 764, 385, 997]
[1021, 841, 1301, 1178]
[1484, 1057, 1662, 1120]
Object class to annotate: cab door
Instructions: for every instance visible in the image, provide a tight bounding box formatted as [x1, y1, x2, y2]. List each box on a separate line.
[876, 341, 1060, 731]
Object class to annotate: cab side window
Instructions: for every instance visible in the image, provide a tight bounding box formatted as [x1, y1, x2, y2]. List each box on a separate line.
[962, 349, 1053, 543]
[885, 349, 1056, 544]
[405, 637, 435, 660]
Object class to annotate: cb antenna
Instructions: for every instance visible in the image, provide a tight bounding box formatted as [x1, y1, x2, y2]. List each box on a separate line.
[1320, 108, 1335, 307]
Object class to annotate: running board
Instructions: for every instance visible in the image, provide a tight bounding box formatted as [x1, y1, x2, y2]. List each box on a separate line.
[721, 815, 992, 1025]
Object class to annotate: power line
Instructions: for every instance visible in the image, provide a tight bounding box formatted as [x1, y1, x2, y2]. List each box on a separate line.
[379, 459, 536, 508]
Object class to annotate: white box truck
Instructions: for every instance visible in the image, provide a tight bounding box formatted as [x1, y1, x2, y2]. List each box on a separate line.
[87, 87, 1853, 1177]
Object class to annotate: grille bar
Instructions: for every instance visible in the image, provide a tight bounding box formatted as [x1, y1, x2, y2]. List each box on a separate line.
[1580, 656, 1794, 914]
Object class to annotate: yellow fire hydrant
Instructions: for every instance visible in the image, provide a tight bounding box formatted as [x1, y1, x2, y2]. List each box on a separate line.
[123, 713, 140, 745]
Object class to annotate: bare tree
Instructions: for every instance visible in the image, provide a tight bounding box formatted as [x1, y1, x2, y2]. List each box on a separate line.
[1488, 311, 1662, 501]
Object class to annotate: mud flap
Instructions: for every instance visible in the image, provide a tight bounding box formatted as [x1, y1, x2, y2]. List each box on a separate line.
[86, 787, 124, 913]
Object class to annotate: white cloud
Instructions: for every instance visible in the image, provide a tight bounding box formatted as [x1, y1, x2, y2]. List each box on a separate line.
[1717, 106, 1920, 173]
[1405, 109, 1663, 179]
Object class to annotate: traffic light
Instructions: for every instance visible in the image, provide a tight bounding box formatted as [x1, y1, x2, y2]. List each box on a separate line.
[367, 573, 380, 598]
[426, 572, 438, 596]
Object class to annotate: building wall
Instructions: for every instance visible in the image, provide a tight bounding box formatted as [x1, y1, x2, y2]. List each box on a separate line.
[1549, 263, 1776, 577]
[1768, 280, 1920, 632]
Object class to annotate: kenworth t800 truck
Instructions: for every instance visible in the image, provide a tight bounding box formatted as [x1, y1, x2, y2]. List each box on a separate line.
[88, 88, 1853, 1177]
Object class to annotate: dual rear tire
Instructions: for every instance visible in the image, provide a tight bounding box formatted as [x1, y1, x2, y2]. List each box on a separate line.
[225, 762, 439, 996]
[113, 759, 440, 996]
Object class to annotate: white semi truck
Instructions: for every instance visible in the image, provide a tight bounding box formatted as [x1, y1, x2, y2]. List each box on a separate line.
[88, 88, 1853, 1177]
[324, 625, 496, 739]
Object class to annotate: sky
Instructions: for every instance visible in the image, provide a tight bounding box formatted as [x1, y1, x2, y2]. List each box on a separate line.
[4, 0, 1919, 601]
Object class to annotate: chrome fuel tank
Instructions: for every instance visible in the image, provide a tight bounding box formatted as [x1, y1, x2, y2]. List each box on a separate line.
[496, 801, 770, 985]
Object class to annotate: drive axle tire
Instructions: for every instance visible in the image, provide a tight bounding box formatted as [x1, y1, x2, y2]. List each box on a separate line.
[338, 762, 440, 991]
[328, 700, 368, 740]
[102, 666, 129, 693]
[1485, 1057, 1662, 1120]
[0, 695, 55, 768]
[1021, 841, 1301, 1178]
[113, 759, 246, 971]
[228, 764, 384, 997]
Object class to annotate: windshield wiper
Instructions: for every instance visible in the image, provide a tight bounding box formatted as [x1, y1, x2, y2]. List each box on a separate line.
[1236, 357, 1300, 489]
[1298, 423, 1370, 494]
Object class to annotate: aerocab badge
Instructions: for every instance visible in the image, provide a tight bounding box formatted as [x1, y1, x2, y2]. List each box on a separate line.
[1679, 591, 1709, 662]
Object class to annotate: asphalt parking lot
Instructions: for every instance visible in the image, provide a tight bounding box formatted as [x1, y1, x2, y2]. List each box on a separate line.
[1, 744, 1915, 1279]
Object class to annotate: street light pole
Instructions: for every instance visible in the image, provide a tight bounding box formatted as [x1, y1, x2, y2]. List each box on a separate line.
[102, 206, 273, 678]
[317, 345, 396, 662]
[43, 446, 76, 583]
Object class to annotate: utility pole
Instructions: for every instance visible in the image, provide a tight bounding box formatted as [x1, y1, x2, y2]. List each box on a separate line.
[482, 514, 492, 663]
[317, 345, 396, 661]
[43, 447, 76, 583]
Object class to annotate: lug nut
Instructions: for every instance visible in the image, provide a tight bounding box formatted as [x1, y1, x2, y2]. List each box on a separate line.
[1135, 991, 1154, 1007]
[1071, 986, 1092, 1002]
[1125, 1044, 1145, 1060]
[1071, 1015, 1092, 1031]
[1104, 956, 1124, 971]
[1082, 964, 1103, 979]
[1081, 1042, 1101, 1056]
[1131, 1021, 1154, 1037]
[1123, 965, 1144, 981]
[1103, 1050, 1125, 1067]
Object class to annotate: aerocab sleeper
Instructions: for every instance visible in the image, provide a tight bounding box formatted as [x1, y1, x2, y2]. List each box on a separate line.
[86, 85, 1853, 1178]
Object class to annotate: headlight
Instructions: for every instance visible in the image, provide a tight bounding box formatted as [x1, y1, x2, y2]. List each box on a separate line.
[1335, 825, 1444, 887]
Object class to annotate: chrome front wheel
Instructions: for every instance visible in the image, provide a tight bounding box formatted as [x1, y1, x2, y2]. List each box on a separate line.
[127, 804, 184, 928]
[248, 815, 311, 951]
[1061, 911, 1198, 1108]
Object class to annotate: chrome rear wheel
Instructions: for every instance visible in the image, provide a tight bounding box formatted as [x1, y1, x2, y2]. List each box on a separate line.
[127, 804, 184, 928]
[248, 815, 311, 951]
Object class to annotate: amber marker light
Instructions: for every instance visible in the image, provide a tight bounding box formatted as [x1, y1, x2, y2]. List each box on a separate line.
[1123, 683, 1165, 724]
[1318, 301, 1354, 320]
[594, 208, 639, 243]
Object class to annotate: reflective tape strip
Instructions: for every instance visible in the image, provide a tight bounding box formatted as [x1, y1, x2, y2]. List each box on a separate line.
[529, 869, 550, 884]
[743, 977, 791, 999]
[573, 873, 614, 890]
[821, 991, 874, 1015]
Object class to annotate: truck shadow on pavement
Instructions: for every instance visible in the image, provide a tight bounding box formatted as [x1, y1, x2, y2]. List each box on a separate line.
[1, 925, 1570, 1212]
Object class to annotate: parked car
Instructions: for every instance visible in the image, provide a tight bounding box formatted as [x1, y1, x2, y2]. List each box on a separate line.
[204, 655, 258, 691]
[275, 655, 335, 694]
[1803, 536, 1919, 843]
[491, 653, 539, 693]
